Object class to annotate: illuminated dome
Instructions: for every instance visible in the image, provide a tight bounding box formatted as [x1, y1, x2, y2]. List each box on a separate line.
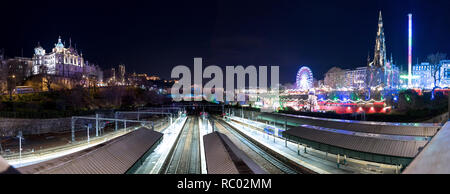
[53, 36, 65, 53]
[296, 66, 313, 90]
[34, 42, 45, 56]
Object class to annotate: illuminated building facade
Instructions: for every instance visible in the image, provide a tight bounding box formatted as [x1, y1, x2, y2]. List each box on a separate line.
[412, 60, 450, 89]
[383, 56, 400, 89]
[346, 67, 368, 89]
[32, 37, 99, 78]
[324, 67, 367, 89]
[324, 11, 399, 90]
[0, 52, 34, 92]
[6, 57, 33, 81]
[324, 63, 399, 90]
[324, 67, 346, 89]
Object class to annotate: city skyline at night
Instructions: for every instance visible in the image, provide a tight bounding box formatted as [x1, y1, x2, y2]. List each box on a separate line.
[2, 1, 450, 189]
[1, 0, 450, 83]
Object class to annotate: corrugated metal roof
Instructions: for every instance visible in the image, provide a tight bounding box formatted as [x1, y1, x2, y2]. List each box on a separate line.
[18, 128, 163, 174]
[203, 132, 265, 174]
[285, 126, 427, 158]
[203, 132, 239, 174]
[217, 133, 266, 174]
[260, 113, 440, 137]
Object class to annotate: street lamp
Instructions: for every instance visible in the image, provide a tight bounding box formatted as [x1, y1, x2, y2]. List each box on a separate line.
[8, 74, 17, 101]
[16, 131, 23, 165]
[84, 124, 92, 143]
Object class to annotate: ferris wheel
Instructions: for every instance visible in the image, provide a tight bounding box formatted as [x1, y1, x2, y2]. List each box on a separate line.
[296, 66, 314, 90]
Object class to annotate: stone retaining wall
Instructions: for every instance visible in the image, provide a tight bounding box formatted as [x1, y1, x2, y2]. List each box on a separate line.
[0, 117, 71, 136]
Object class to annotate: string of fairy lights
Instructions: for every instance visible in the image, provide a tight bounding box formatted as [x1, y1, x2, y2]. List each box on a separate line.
[281, 98, 386, 104]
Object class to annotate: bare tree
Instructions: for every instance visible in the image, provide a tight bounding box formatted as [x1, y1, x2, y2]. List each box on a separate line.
[39, 65, 56, 92]
[428, 52, 447, 89]
[6, 74, 16, 101]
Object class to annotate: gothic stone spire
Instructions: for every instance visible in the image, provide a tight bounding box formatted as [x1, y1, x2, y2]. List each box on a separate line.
[371, 11, 387, 68]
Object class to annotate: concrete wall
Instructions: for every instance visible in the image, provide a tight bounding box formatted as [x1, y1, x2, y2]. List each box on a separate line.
[0, 117, 71, 136]
[423, 112, 448, 124]
[403, 121, 450, 174]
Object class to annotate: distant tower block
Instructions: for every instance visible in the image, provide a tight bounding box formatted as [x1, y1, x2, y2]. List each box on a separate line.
[408, 13, 413, 88]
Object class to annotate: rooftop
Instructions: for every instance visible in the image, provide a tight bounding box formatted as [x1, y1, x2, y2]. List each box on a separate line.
[285, 125, 427, 158]
[17, 128, 162, 174]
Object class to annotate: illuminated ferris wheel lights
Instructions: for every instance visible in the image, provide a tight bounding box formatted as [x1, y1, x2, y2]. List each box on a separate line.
[296, 66, 313, 90]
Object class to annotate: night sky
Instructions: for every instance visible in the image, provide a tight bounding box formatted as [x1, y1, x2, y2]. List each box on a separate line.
[1, 0, 449, 83]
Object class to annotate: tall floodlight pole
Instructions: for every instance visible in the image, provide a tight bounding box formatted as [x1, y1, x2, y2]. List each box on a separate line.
[87, 124, 90, 143]
[408, 13, 413, 88]
[17, 131, 23, 163]
[96, 113, 99, 137]
[71, 118, 75, 142]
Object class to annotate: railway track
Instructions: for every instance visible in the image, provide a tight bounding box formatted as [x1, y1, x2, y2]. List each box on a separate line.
[214, 118, 299, 174]
[189, 117, 201, 173]
[164, 116, 201, 174]
[3, 120, 168, 162]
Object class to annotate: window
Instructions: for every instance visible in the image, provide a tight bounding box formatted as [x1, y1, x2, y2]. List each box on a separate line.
[445, 68, 450, 79]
